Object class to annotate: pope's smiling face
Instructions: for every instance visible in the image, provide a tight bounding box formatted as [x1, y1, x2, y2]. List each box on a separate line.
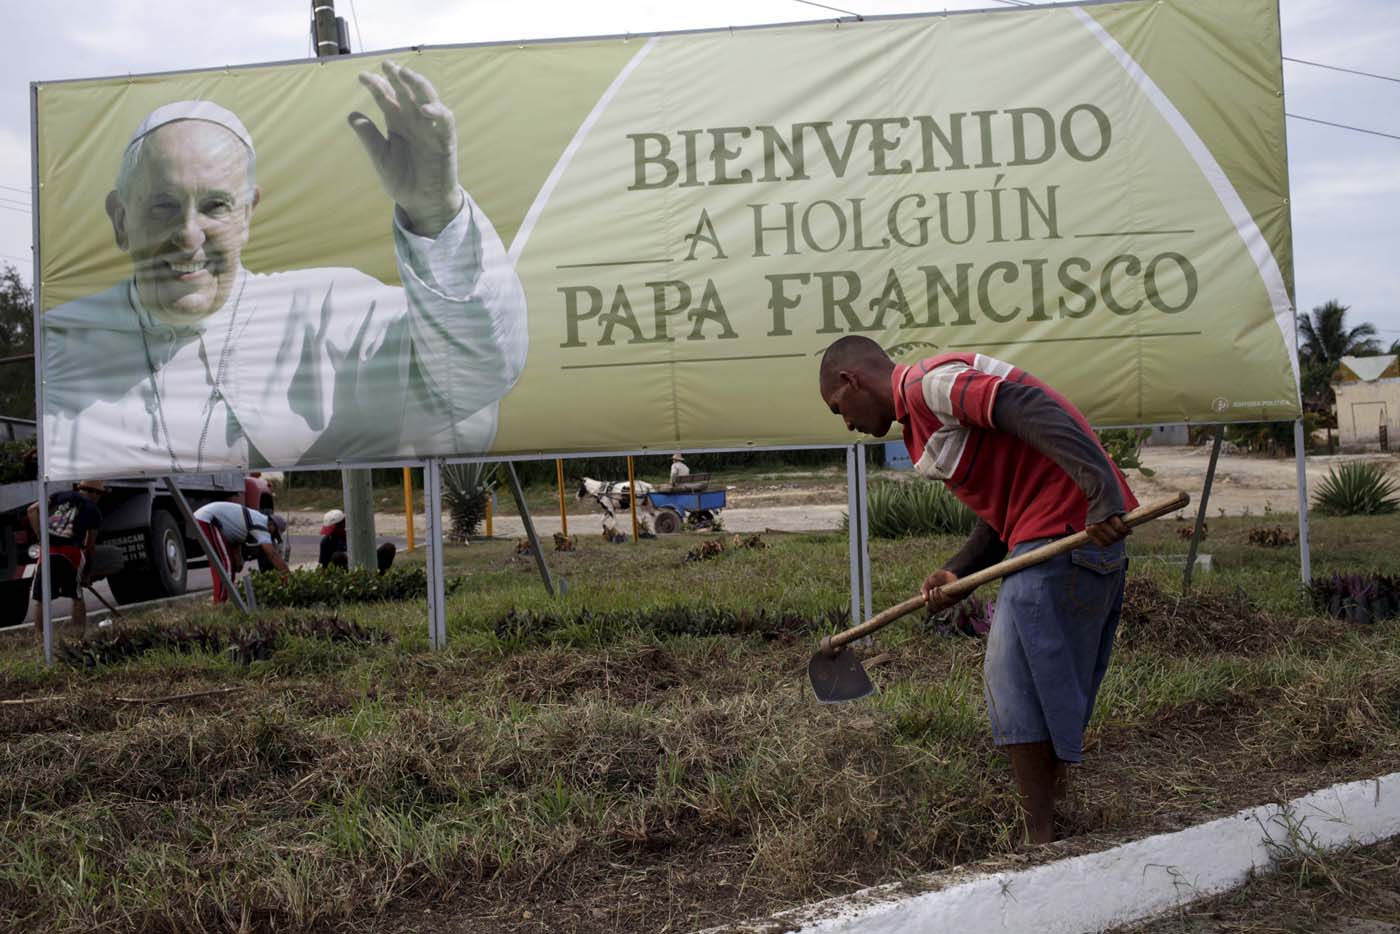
[106, 120, 260, 326]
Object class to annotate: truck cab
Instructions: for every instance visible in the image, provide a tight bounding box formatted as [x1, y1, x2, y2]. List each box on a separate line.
[1, 461, 276, 625]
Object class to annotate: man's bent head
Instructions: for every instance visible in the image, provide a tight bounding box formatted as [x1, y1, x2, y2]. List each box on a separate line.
[106, 107, 260, 327]
[819, 335, 898, 438]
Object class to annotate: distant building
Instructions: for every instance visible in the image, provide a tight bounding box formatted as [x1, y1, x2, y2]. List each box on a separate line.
[883, 441, 913, 470]
[1333, 355, 1399, 451]
[1143, 424, 1191, 447]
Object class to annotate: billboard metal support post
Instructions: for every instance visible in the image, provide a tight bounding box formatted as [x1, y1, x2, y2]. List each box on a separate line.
[163, 477, 248, 613]
[1182, 426, 1223, 593]
[403, 468, 415, 553]
[31, 82, 53, 666]
[505, 463, 563, 597]
[37, 481, 52, 666]
[626, 456, 640, 543]
[1294, 419, 1312, 585]
[423, 458, 448, 650]
[845, 446, 868, 629]
[343, 469, 376, 570]
[556, 459, 569, 538]
[856, 445, 872, 625]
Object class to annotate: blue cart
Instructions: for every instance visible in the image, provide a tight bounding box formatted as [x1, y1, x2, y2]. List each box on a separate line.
[648, 485, 727, 533]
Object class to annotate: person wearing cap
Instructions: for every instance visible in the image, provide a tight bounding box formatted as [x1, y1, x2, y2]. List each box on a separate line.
[669, 453, 690, 485]
[191, 499, 289, 604]
[318, 509, 349, 570]
[41, 61, 527, 481]
[318, 508, 396, 571]
[28, 480, 109, 632]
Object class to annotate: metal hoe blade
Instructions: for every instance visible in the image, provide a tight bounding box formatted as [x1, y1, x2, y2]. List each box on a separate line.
[807, 646, 875, 704]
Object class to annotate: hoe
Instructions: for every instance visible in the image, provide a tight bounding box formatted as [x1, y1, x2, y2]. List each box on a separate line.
[808, 492, 1190, 703]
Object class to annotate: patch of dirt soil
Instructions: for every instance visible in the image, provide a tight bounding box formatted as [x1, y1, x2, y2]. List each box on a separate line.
[1130, 446, 1400, 518]
[502, 645, 684, 705]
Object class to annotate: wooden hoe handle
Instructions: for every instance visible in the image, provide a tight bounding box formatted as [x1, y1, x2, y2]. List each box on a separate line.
[819, 492, 1190, 655]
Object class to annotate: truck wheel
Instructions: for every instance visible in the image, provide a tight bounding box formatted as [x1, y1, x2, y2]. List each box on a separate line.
[1, 579, 30, 628]
[108, 510, 188, 605]
[653, 509, 682, 534]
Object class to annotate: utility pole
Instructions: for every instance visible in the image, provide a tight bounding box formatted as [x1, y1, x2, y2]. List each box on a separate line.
[312, 0, 375, 569]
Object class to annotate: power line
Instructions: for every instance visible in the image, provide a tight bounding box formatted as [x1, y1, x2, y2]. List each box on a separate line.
[792, 0, 863, 17]
[1287, 113, 1400, 141]
[0, 196, 32, 208]
[0, 204, 32, 215]
[0, 184, 30, 195]
[1284, 56, 1400, 85]
[347, 0, 365, 52]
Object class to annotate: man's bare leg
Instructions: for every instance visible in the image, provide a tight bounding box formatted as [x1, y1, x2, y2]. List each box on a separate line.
[1006, 741, 1058, 845]
[1054, 759, 1072, 803]
[71, 595, 86, 629]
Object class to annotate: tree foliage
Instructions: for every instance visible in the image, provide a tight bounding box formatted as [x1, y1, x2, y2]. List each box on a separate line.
[0, 264, 34, 420]
[1296, 300, 1382, 418]
[1299, 300, 1380, 367]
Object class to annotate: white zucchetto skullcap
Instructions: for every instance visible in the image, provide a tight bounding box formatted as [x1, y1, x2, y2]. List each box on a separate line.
[127, 100, 254, 153]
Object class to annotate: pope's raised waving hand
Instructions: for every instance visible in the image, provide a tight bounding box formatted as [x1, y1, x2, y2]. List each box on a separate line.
[348, 61, 464, 239]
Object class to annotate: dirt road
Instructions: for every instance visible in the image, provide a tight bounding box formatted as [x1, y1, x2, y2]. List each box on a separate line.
[1129, 446, 1400, 518]
[284, 447, 1400, 542]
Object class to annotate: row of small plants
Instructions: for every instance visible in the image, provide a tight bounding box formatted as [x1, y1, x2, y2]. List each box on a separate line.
[250, 566, 464, 609]
[491, 604, 848, 649]
[57, 615, 388, 668]
[684, 534, 768, 562]
[1309, 572, 1400, 626]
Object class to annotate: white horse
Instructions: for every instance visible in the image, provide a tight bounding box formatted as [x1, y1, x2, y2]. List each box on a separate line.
[577, 477, 657, 536]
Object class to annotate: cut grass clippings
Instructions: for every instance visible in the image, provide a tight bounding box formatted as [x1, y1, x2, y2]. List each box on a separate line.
[1, 514, 1398, 933]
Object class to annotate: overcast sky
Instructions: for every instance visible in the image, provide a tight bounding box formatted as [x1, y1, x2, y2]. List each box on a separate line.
[2, 0, 1396, 346]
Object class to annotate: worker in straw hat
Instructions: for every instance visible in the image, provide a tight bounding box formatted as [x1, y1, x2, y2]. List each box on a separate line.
[669, 453, 690, 485]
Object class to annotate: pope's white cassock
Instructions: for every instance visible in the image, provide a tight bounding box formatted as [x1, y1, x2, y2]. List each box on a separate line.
[42, 193, 526, 480]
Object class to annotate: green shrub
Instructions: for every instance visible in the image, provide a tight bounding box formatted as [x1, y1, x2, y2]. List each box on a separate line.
[1312, 462, 1400, 516]
[1096, 428, 1155, 477]
[0, 439, 36, 484]
[251, 566, 462, 608]
[860, 479, 976, 538]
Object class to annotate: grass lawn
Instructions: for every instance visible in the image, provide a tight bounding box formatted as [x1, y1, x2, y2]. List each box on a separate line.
[1, 513, 1397, 932]
[1114, 836, 1400, 933]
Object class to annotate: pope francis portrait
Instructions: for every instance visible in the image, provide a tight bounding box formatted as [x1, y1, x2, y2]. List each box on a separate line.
[41, 61, 527, 480]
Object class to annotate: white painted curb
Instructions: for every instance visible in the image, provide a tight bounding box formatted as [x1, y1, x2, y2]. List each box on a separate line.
[699, 771, 1400, 934]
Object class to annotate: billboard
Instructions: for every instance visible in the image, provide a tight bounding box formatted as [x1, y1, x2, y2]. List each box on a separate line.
[35, 0, 1299, 481]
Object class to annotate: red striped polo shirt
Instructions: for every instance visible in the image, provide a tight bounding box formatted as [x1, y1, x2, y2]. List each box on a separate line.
[892, 353, 1138, 547]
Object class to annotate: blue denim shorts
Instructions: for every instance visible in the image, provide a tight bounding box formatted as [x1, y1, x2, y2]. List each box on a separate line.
[983, 537, 1127, 763]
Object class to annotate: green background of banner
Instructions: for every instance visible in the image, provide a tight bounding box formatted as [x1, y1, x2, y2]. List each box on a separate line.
[36, 0, 1299, 470]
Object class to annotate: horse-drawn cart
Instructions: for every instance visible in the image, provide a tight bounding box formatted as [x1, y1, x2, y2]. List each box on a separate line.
[649, 477, 726, 533]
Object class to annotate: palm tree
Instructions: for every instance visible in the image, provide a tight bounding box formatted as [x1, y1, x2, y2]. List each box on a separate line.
[1389, 339, 1400, 357]
[1298, 300, 1381, 366]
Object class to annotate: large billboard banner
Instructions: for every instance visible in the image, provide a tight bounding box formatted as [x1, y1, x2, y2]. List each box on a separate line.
[35, 0, 1299, 480]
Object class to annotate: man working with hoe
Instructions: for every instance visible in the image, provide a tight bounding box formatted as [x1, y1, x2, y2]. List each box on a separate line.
[819, 336, 1137, 844]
